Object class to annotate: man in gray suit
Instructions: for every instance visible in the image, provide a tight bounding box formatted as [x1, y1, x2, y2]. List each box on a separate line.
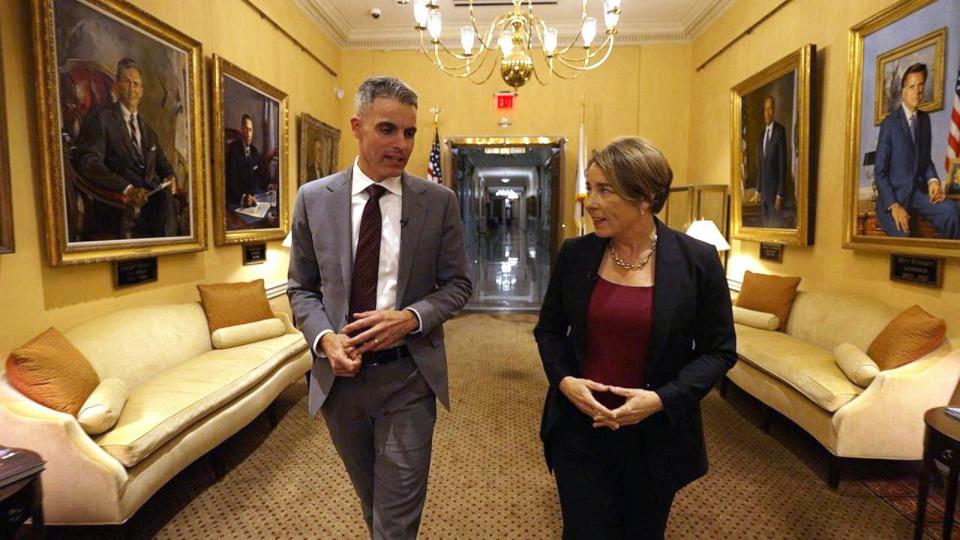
[287, 76, 472, 539]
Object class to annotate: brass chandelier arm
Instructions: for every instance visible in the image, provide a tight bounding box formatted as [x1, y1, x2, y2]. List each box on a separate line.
[554, 0, 590, 56]
[551, 35, 615, 72]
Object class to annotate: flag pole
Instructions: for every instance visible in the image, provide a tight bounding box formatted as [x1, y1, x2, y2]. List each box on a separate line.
[576, 97, 587, 236]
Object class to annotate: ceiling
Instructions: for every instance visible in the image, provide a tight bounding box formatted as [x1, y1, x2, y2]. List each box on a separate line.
[295, 0, 735, 49]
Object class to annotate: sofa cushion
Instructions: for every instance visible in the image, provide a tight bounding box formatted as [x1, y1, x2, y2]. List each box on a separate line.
[5, 328, 100, 417]
[211, 318, 287, 349]
[785, 291, 898, 352]
[78, 378, 129, 435]
[197, 279, 274, 334]
[868, 305, 946, 371]
[833, 343, 879, 388]
[95, 333, 306, 467]
[734, 271, 801, 331]
[65, 303, 214, 389]
[733, 306, 780, 330]
[735, 324, 863, 412]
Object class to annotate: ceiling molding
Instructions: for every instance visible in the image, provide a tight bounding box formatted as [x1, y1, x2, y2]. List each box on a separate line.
[300, 0, 729, 50]
[293, 0, 347, 47]
[683, 0, 736, 38]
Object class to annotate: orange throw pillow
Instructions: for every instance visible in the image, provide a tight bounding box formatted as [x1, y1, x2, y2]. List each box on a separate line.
[734, 271, 801, 332]
[197, 279, 274, 334]
[867, 305, 946, 370]
[5, 328, 100, 417]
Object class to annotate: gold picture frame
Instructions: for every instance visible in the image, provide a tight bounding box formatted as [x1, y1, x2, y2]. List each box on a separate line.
[211, 55, 289, 246]
[873, 27, 946, 125]
[0, 24, 12, 255]
[661, 186, 694, 231]
[947, 158, 960, 200]
[33, 0, 207, 265]
[730, 44, 815, 246]
[299, 113, 340, 187]
[843, 0, 960, 257]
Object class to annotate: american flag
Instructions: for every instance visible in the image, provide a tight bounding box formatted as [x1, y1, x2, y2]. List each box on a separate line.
[427, 128, 442, 183]
[946, 60, 960, 175]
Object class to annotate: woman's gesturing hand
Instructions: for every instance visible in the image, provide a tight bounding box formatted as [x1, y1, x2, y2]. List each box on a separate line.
[559, 376, 618, 428]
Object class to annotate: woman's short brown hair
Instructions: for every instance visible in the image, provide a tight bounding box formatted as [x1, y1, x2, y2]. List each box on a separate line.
[587, 137, 673, 213]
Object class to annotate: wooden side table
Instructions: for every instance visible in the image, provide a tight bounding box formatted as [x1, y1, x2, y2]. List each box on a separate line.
[915, 407, 960, 539]
[0, 450, 44, 539]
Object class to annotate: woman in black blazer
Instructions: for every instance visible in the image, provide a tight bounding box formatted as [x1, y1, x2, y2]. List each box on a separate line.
[535, 137, 736, 539]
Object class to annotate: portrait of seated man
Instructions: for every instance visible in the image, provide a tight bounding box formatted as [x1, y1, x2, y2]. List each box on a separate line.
[874, 62, 960, 238]
[72, 58, 180, 240]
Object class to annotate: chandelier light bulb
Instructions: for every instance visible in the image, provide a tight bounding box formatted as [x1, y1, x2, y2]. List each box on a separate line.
[581, 17, 597, 47]
[604, 0, 620, 30]
[427, 10, 443, 41]
[543, 27, 558, 56]
[460, 25, 476, 54]
[499, 29, 515, 56]
[413, 0, 429, 28]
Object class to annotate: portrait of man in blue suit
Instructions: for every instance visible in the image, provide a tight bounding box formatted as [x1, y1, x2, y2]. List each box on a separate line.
[874, 62, 959, 238]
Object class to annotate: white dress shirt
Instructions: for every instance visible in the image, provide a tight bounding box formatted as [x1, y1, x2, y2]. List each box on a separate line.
[312, 159, 422, 355]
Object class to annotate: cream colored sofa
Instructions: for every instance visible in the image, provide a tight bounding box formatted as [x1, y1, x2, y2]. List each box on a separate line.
[0, 303, 310, 525]
[727, 290, 960, 487]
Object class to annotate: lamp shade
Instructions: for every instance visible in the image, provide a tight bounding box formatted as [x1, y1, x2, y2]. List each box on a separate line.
[282, 232, 292, 248]
[685, 219, 730, 251]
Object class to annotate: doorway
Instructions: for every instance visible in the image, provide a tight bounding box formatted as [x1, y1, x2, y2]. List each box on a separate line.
[448, 137, 564, 312]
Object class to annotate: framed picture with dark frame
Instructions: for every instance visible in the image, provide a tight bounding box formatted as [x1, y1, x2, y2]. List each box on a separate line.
[0, 25, 12, 255]
[843, 0, 960, 257]
[32, 0, 206, 265]
[211, 55, 289, 246]
[730, 44, 815, 246]
[299, 113, 340, 187]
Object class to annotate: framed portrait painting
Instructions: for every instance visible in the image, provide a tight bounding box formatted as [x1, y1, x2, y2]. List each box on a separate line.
[33, 0, 206, 265]
[730, 44, 815, 246]
[212, 55, 289, 245]
[299, 113, 339, 187]
[0, 26, 12, 255]
[844, 0, 960, 257]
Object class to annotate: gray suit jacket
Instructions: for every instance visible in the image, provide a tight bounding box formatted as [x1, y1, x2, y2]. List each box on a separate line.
[287, 167, 472, 417]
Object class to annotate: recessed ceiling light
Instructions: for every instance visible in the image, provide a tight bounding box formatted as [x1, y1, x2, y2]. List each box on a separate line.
[501, 178, 509, 183]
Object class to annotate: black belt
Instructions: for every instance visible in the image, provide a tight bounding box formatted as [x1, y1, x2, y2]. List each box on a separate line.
[364, 345, 411, 366]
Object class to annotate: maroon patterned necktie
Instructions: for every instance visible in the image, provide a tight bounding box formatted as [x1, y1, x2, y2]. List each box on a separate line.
[349, 184, 388, 322]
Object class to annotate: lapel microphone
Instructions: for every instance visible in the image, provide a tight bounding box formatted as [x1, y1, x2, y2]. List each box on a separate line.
[400, 217, 409, 228]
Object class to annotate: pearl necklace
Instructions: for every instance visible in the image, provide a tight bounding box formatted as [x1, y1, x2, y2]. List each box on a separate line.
[609, 235, 657, 271]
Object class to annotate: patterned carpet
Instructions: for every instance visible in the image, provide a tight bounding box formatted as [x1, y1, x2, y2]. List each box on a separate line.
[48, 313, 928, 539]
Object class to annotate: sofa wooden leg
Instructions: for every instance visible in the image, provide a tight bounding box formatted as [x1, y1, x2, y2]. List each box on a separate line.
[210, 446, 227, 481]
[828, 455, 841, 489]
[761, 406, 775, 433]
[266, 402, 280, 428]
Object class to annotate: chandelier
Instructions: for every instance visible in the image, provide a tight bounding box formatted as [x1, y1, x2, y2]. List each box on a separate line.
[411, 0, 623, 91]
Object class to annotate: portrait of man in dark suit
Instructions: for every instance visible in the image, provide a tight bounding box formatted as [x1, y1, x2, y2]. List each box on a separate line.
[749, 96, 788, 228]
[305, 138, 325, 182]
[874, 63, 959, 238]
[72, 58, 180, 239]
[225, 114, 264, 208]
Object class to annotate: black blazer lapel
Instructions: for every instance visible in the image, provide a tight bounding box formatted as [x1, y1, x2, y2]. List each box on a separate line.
[568, 235, 607, 371]
[648, 219, 682, 368]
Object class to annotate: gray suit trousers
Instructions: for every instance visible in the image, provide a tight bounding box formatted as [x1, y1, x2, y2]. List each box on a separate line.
[321, 358, 437, 540]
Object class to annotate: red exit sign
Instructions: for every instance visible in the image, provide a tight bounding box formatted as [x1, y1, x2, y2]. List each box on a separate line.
[496, 92, 515, 110]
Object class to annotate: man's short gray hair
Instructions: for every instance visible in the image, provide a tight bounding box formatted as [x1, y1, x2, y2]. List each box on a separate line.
[115, 57, 141, 81]
[355, 76, 418, 116]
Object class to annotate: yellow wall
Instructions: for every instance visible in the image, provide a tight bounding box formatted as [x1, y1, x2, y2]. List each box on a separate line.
[336, 44, 692, 235]
[689, 0, 960, 326]
[0, 0, 340, 355]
